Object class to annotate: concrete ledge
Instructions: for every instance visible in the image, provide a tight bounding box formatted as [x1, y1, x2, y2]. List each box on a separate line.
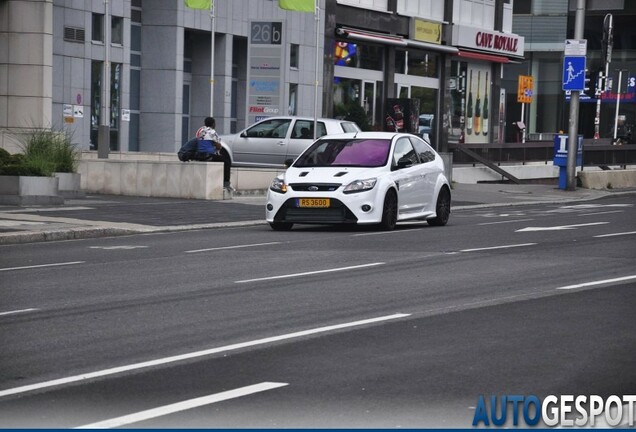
[0, 175, 64, 205]
[79, 159, 225, 200]
[578, 169, 636, 190]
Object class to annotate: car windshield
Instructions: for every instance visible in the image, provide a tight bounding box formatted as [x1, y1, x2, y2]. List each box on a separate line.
[294, 138, 391, 168]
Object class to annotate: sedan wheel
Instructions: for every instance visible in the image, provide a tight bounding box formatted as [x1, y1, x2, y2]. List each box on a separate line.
[428, 186, 450, 226]
[379, 189, 398, 231]
[269, 221, 294, 231]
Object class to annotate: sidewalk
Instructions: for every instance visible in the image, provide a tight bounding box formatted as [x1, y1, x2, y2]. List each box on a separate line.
[0, 184, 632, 245]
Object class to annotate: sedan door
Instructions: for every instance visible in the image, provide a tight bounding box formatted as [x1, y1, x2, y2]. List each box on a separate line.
[232, 118, 292, 166]
[285, 120, 328, 162]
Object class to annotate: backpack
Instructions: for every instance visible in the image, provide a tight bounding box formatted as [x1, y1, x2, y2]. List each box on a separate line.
[178, 138, 198, 162]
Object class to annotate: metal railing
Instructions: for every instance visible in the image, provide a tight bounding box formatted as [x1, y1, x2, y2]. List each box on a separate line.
[449, 139, 636, 167]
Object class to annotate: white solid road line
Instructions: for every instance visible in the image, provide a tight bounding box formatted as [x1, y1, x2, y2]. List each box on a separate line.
[0, 313, 409, 399]
[185, 241, 281, 253]
[556, 275, 636, 290]
[516, 222, 609, 232]
[0, 308, 39, 317]
[74, 382, 289, 429]
[0, 261, 85, 272]
[460, 243, 537, 253]
[235, 262, 385, 284]
[594, 231, 636, 238]
[478, 218, 534, 226]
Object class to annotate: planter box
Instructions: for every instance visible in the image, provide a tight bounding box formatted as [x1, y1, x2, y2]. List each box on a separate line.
[0, 175, 63, 205]
[55, 172, 84, 198]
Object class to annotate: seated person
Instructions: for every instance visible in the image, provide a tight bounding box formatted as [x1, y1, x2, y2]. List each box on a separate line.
[194, 117, 233, 190]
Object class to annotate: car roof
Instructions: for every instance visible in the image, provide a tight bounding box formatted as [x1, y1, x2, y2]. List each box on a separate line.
[258, 116, 355, 123]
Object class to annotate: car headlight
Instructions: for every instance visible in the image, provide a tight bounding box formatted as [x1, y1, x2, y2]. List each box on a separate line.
[270, 176, 287, 194]
[343, 178, 377, 194]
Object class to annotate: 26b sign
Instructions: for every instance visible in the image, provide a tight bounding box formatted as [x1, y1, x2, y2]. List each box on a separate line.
[251, 22, 282, 45]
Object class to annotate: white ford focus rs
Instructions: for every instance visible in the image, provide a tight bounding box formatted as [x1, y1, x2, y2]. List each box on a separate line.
[265, 131, 451, 231]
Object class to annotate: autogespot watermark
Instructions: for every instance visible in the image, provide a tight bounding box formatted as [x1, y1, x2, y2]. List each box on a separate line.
[472, 394, 636, 427]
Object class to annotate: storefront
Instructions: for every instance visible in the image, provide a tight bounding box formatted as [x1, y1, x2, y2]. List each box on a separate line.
[448, 25, 525, 145]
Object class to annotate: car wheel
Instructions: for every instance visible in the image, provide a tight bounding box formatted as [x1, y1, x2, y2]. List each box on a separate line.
[428, 186, 451, 226]
[269, 222, 293, 231]
[379, 189, 398, 231]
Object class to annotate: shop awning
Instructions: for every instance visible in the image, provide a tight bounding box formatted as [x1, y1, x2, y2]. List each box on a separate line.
[454, 49, 511, 63]
[336, 27, 458, 54]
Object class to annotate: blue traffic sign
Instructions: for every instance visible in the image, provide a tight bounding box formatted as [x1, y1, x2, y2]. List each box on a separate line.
[562, 55, 586, 91]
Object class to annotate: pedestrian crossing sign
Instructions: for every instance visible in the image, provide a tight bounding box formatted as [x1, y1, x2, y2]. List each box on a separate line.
[562, 55, 586, 91]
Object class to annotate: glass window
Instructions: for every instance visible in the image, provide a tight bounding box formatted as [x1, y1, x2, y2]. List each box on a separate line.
[131, 25, 141, 52]
[130, 69, 140, 110]
[288, 83, 298, 115]
[392, 138, 419, 167]
[245, 119, 291, 138]
[513, 0, 531, 14]
[92, 13, 104, 42]
[290, 44, 299, 69]
[409, 136, 436, 162]
[396, 50, 439, 78]
[334, 41, 383, 71]
[295, 139, 390, 168]
[291, 120, 327, 139]
[111, 16, 123, 45]
[110, 63, 121, 130]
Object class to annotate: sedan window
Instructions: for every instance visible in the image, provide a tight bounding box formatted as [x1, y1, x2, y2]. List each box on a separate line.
[245, 119, 291, 138]
[409, 136, 436, 163]
[392, 138, 419, 168]
[291, 120, 327, 139]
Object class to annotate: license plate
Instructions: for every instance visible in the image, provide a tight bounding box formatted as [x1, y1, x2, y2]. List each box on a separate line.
[297, 198, 330, 208]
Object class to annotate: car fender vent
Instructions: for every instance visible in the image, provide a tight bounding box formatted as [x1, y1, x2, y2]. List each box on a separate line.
[299, 171, 309, 177]
[334, 172, 348, 177]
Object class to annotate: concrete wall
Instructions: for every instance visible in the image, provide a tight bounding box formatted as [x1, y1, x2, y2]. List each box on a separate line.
[578, 169, 636, 190]
[79, 159, 224, 200]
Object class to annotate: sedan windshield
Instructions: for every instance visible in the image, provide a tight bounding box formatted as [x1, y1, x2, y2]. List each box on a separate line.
[294, 139, 391, 168]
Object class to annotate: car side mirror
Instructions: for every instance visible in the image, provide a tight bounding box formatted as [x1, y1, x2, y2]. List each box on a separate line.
[284, 158, 294, 168]
[240, 131, 247, 138]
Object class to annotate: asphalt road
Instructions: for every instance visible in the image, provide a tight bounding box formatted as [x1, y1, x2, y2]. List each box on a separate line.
[0, 195, 635, 428]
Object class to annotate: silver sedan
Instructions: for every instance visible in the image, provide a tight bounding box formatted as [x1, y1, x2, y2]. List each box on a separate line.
[219, 116, 360, 168]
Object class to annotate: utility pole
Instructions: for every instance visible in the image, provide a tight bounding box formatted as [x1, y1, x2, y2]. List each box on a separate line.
[566, 0, 585, 190]
[98, 0, 111, 159]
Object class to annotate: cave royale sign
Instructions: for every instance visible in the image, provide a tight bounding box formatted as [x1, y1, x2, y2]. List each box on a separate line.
[451, 24, 525, 58]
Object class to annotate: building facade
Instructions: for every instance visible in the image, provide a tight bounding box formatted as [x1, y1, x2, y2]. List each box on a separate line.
[509, 0, 636, 143]
[1, 0, 524, 155]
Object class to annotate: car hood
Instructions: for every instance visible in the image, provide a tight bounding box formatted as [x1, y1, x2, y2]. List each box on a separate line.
[284, 166, 383, 184]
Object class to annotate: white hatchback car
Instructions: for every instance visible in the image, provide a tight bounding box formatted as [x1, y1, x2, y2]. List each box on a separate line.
[266, 132, 451, 231]
[219, 116, 360, 168]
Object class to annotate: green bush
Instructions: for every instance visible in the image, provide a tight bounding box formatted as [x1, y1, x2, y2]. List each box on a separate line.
[21, 128, 79, 174]
[334, 102, 372, 131]
[0, 148, 11, 165]
[1, 126, 80, 177]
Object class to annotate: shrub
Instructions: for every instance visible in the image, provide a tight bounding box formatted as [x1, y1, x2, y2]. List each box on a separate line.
[334, 102, 372, 131]
[0, 148, 11, 165]
[4, 126, 80, 176]
[21, 128, 79, 173]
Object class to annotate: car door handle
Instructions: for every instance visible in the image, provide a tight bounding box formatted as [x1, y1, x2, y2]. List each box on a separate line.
[277, 141, 285, 146]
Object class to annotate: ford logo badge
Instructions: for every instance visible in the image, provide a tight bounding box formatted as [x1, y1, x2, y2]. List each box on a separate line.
[308, 186, 319, 191]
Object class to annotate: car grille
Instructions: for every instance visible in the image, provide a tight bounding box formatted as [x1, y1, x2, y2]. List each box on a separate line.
[288, 183, 341, 192]
[274, 198, 358, 224]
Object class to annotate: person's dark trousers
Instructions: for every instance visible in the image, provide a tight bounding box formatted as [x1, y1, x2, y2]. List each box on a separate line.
[204, 153, 231, 183]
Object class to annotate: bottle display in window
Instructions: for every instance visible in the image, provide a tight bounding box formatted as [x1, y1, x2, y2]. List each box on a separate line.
[474, 71, 481, 135]
[466, 70, 473, 135]
[483, 72, 489, 136]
